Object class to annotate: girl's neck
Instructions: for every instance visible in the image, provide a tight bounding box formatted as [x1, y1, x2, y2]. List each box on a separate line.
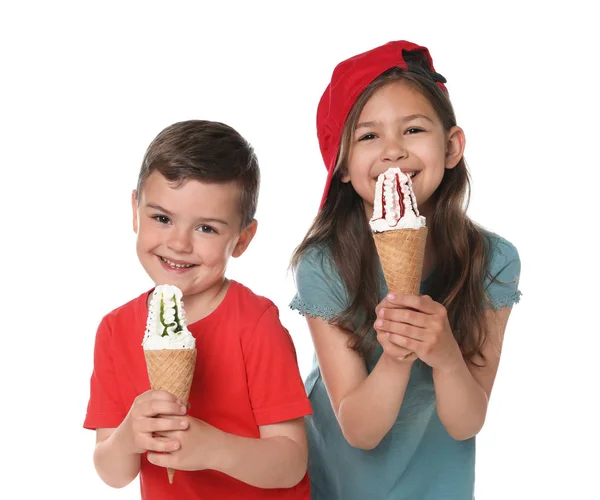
[421, 203, 436, 278]
[423, 230, 436, 279]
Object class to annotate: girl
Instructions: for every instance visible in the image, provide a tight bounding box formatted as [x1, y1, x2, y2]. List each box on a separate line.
[290, 40, 521, 499]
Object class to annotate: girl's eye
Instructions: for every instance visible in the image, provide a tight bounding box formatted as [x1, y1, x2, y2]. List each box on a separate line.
[198, 225, 216, 234]
[153, 215, 171, 224]
[358, 133, 377, 141]
[406, 127, 424, 135]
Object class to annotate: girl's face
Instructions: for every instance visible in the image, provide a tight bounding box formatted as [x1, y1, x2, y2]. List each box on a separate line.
[344, 80, 464, 219]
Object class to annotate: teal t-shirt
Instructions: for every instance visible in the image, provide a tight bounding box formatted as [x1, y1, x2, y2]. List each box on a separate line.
[290, 231, 521, 500]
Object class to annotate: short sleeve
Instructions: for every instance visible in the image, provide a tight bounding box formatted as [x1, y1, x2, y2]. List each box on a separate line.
[484, 234, 522, 310]
[289, 246, 349, 321]
[83, 315, 127, 430]
[242, 305, 312, 426]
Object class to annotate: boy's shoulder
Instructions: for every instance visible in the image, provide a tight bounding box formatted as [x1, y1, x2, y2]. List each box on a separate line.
[227, 280, 277, 317]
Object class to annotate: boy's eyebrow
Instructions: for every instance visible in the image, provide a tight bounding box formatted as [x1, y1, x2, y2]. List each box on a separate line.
[146, 203, 174, 216]
[146, 203, 229, 226]
[356, 114, 434, 130]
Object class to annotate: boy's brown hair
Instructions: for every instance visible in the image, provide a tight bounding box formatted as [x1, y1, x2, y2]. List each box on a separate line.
[135, 120, 260, 229]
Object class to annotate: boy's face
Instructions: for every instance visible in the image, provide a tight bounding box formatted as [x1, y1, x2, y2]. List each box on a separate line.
[132, 171, 256, 299]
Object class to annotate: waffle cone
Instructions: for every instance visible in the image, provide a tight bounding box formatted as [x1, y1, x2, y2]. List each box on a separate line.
[374, 227, 427, 295]
[144, 348, 197, 484]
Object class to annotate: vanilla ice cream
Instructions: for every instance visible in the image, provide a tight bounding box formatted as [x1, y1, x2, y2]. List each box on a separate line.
[142, 285, 196, 350]
[369, 168, 426, 232]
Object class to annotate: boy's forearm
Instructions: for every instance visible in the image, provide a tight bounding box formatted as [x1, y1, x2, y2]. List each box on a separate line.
[433, 360, 488, 440]
[93, 427, 141, 488]
[209, 433, 307, 489]
[337, 355, 413, 450]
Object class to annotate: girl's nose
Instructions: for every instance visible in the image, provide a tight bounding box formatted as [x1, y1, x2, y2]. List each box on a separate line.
[381, 139, 407, 162]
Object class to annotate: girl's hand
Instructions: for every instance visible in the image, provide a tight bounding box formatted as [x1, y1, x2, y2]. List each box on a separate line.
[375, 296, 417, 364]
[375, 294, 463, 371]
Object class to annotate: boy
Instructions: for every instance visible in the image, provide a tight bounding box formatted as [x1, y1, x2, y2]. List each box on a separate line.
[84, 120, 312, 499]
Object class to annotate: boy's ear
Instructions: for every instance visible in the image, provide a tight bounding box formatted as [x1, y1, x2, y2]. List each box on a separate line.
[445, 126, 466, 170]
[232, 219, 258, 258]
[131, 190, 139, 233]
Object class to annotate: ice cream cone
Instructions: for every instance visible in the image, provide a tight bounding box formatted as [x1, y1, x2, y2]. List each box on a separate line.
[374, 226, 427, 295]
[144, 348, 197, 484]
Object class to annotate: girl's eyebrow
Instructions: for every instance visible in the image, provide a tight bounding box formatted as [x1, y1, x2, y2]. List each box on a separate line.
[146, 203, 228, 226]
[356, 114, 434, 130]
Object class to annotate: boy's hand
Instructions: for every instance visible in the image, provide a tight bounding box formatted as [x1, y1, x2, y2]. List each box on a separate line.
[120, 389, 189, 455]
[147, 416, 223, 471]
[375, 294, 463, 370]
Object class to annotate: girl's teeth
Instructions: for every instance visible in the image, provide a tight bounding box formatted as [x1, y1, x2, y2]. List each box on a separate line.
[161, 257, 193, 269]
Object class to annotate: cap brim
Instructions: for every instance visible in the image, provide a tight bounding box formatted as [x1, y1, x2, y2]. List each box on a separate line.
[318, 158, 336, 210]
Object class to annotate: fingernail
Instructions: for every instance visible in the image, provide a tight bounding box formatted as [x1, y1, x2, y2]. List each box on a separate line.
[378, 308, 385, 317]
[180, 405, 187, 413]
[387, 293, 395, 300]
[180, 420, 188, 428]
[176, 399, 182, 406]
[386, 332, 390, 338]
[376, 319, 383, 327]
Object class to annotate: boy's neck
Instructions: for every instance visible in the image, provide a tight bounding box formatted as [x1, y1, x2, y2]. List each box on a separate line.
[186, 278, 231, 324]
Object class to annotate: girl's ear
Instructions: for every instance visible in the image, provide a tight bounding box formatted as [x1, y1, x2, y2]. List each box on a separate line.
[232, 219, 258, 258]
[445, 126, 466, 170]
[340, 167, 351, 183]
[131, 190, 139, 233]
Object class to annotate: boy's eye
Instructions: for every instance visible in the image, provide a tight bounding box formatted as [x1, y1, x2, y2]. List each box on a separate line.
[358, 133, 377, 141]
[198, 225, 216, 234]
[406, 127, 424, 135]
[153, 215, 171, 224]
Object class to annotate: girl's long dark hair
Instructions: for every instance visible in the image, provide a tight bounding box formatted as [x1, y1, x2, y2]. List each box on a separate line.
[292, 54, 491, 363]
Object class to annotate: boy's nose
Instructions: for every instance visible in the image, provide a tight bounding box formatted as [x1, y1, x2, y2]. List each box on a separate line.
[167, 229, 193, 253]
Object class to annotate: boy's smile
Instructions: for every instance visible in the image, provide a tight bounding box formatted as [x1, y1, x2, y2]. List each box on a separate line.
[132, 171, 256, 311]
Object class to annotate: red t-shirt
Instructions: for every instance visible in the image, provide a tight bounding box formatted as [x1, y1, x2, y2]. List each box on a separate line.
[84, 280, 312, 499]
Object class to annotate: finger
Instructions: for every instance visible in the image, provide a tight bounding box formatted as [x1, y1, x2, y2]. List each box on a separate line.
[147, 451, 169, 468]
[141, 416, 189, 434]
[386, 294, 438, 314]
[386, 333, 421, 353]
[136, 390, 183, 406]
[147, 435, 181, 453]
[375, 319, 425, 341]
[377, 333, 413, 357]
[378, 307, 427, 328]
[139, 400, 188, 418]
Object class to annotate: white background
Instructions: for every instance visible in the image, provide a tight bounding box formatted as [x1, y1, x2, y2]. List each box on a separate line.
[1, 1, 598, 498]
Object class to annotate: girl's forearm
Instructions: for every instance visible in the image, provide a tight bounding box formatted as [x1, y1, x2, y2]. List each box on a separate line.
[337, 355, 413, 450]
[433, 360, 488, 440]
[210, 434, 307, 489]
[93, 427, 141, 488]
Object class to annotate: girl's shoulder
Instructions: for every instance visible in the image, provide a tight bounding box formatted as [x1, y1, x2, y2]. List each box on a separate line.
[295, 243, 338, 279]
[482, 230, 520, 270]
[291, 243, 349, 319]
[479, 229, 522, 309]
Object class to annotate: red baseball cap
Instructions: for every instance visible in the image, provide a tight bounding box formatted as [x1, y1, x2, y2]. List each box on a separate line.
[316, 40, 447, 209]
